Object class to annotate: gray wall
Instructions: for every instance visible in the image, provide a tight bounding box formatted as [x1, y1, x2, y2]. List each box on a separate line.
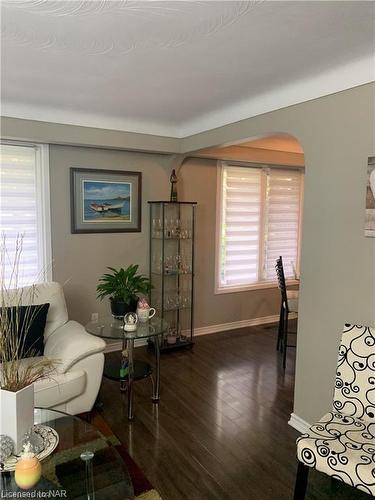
[4, 82, 375, 428]
[49, 146, 172, 322]
[49, 146, 285, 329]
[1, 117, 180, 153]
[183, 83, 375, 424]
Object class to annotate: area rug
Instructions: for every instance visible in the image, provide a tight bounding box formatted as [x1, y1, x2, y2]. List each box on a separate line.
[86, 411, 161, 499]
[136, 490, 162, 500]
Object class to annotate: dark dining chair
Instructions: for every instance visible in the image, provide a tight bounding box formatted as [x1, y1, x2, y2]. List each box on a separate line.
[275, 256, 298, 369]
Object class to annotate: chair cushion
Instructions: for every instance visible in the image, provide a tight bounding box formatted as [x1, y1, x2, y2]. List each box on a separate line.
[297, 412, 375, 496]
[287, 290, 299, 313]
[17, 282, 69, 340]
[2, 303, 49, 358]
[0, 355, 86, 408]
[34, 368, 86, 408]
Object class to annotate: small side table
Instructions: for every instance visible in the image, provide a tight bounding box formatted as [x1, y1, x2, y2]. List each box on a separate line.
[85, 316, 168, 420]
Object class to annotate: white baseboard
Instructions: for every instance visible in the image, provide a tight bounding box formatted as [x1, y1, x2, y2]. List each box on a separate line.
[193, 313, 297, 337]
[288, 412, 310, 434]
[104, 313, 296, 351]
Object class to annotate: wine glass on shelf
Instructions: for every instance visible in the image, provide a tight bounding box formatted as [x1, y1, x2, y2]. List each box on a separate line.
[175, 218, 181, 238]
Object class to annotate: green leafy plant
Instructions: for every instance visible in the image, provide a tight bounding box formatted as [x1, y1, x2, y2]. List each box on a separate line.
[96, 265, 151, 305]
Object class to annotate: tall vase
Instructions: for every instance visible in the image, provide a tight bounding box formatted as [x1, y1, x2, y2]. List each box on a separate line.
[0, 384, 34, 454]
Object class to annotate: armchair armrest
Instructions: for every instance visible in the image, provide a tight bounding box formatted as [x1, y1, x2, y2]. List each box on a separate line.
[44, 320, 106, 374]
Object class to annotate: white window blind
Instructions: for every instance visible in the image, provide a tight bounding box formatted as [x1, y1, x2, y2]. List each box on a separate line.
[219, 166, 262, 287]
[263, 169, 302, 280]
[0, 143, 51, 287]
[218, 163, 303, 291]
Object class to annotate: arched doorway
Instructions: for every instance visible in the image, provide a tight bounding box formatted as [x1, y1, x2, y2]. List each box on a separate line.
[179, 132, 305, 409]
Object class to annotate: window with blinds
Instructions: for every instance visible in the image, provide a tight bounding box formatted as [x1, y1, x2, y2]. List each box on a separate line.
[0, 142, 51, 287]
[217, 163, 303, 291]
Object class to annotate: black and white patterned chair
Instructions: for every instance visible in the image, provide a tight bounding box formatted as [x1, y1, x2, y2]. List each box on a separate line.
[294, 324, 375, 499]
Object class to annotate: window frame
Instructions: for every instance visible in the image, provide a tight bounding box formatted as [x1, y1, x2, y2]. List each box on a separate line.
[215, 160, 304, 295]
[0, 140, 52, 283]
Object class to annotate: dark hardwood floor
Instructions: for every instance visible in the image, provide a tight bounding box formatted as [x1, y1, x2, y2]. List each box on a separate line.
[98, 322, 370, 500]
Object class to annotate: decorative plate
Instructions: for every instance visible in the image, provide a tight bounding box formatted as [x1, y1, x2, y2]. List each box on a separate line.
[1, 425, 59, 472]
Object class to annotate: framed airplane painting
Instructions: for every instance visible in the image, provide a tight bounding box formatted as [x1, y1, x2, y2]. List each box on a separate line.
[70, 168, 142, 233]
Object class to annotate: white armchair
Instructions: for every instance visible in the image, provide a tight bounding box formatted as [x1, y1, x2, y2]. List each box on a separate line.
[19, 282, 106, 415]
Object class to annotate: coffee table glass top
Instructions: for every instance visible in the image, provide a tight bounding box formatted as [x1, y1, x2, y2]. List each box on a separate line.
[85, 316, 168, 340]
[1, 408, 134, 500]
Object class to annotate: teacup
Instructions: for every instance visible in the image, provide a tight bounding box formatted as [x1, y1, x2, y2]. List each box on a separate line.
[136, 307, 156, 323]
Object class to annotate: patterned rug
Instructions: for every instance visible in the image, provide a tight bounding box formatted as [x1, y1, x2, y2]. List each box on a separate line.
[136, 490, 162, 500]
[87, 411, 161, 499]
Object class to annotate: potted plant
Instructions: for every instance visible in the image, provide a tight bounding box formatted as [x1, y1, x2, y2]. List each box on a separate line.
[0, 236, 54, 453]
[97, 264, 152, 318]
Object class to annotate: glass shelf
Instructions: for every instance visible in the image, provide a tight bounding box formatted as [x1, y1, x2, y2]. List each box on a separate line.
[151, 271, 192, 277]
[163, 306, 192, 312]
[151, 236, 192, 241]
[149, 201, 196, 352]
[148, 337, 194, 351]
[161, 338, 194, 350]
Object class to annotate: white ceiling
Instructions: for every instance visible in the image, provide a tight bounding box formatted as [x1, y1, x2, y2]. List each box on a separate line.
[1, 0, 374, 138]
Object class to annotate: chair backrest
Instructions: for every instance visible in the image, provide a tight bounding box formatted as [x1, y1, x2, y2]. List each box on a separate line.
[275, 256, 288, 308]
[17, 282, 68, 340]
[333, 323, 375, 422]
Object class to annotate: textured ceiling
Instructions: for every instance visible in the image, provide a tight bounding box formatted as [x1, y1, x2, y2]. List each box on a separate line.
[1, 0, 374, 137]
[1, 0, 257, 54]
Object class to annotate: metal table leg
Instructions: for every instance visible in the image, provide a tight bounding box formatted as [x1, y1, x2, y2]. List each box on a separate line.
[152, 333, 160, 403]
[80, 450, 95, 500]
[127, 338, 135, 420]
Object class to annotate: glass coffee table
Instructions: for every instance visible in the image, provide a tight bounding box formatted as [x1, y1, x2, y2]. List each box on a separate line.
[0, 408, 134, 499]
[85, 317, 168, 420]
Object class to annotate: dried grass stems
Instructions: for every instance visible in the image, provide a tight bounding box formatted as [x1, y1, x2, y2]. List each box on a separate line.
[0, 235, 55, 392]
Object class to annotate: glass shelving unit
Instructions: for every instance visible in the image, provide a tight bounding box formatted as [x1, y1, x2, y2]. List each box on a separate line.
[148, 201, 196, 351]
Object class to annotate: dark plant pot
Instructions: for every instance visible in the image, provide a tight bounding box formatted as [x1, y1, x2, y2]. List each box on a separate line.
[110, 298, 138, 319]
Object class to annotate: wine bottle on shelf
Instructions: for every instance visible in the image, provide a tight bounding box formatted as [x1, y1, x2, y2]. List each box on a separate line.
[170, 169, 178, 202]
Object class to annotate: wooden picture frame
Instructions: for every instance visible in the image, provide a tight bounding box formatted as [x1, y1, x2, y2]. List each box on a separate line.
[70, 168, 142, 233]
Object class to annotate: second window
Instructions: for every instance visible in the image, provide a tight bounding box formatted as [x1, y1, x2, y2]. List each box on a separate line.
[216, 162, 304, 292]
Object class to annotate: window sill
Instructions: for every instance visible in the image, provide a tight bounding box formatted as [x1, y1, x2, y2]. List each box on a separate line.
[215, 279, 300, 295]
